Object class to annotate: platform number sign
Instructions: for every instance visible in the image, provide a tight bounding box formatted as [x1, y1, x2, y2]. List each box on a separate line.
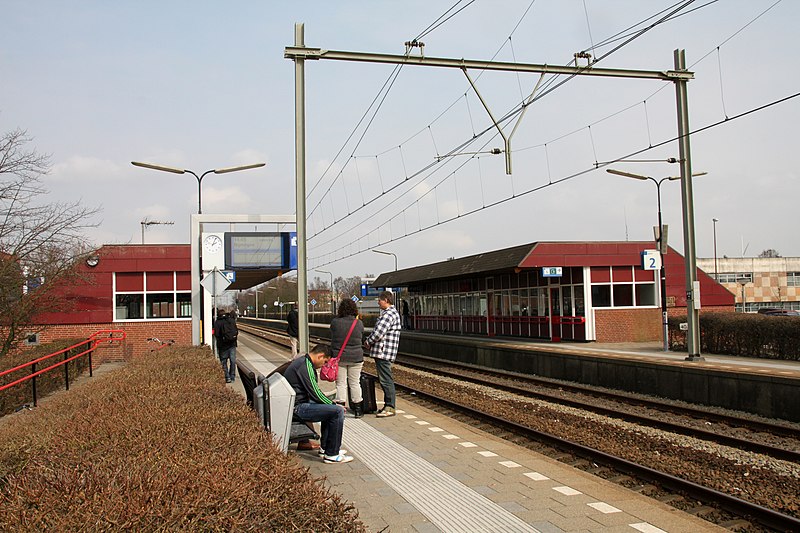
[542, 267, 562, 278]
[641, 250, 662, 271]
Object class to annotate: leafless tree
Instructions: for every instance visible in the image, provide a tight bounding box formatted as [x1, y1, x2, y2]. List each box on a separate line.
[334, 275, 362, 302]
[0, 128, 100, 356]
[758, 249, 781, 258]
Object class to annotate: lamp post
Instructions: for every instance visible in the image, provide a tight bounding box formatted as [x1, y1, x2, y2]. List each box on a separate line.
[607, 168, 707, 352]
[712, 218, 719, 281]
[314, 269, 335, 315]
[254, 289, 263, 318]
[737, 278, 749, 313]
[373, 249, 398, 271]
[131, 161, 265, 214]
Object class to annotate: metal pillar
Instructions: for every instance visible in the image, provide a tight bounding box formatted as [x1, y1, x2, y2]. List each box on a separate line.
[674, 49, 703, 361]
[294, 23, 309, 355]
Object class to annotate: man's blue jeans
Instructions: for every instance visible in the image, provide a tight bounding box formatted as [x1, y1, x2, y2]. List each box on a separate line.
[374, 359, 395, 409]
[294, 402, 346, 456]
[218, 346, 236, 381]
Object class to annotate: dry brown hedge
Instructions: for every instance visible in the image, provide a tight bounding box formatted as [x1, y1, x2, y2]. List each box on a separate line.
[0, 346, 366, 532]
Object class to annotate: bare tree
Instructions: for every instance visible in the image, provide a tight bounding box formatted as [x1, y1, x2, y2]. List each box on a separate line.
[758, 249, 781, 258]
[333, 275, 362, 302]
[0, 129, 99, 356]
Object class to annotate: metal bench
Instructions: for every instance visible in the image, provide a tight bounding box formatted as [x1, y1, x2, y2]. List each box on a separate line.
[236, 359, 319, 451]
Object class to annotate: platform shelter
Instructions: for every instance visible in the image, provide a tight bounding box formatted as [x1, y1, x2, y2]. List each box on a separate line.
[373, 241, 734, 343]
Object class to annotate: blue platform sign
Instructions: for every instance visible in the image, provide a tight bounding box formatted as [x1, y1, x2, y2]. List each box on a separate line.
[542, 267, 562, 278]
[351, 295, 359, 302]
[289, 232, 297, 270]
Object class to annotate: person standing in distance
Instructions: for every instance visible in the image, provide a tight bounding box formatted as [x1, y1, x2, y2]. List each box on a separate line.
[213, 307, 239, 384]
[286, 304, 300, 358]
[363, 291, 401, 417]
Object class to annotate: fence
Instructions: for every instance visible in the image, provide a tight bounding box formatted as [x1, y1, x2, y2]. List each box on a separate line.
[0, 330, 127, 409]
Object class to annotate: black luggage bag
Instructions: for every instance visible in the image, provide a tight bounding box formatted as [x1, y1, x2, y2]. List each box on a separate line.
[360, 372, 378, 414]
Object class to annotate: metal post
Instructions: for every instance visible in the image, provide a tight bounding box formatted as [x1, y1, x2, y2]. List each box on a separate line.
[712, 218, 719, 280]
[294, 23, 309, 355]
[655, 182, 668, 352]
[674, 49, 702, 361]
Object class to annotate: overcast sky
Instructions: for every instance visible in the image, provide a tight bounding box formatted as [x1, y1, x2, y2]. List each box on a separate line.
[3, 1, 798, 282]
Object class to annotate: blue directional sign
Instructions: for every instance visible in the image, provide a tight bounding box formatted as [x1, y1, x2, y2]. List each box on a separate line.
[222, 270, 236, 282]
[351, 295, 359, 302]
[310, 298, 317, 306]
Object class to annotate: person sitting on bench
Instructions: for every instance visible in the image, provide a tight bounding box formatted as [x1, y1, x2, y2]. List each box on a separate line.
[283, 343, 354, 464]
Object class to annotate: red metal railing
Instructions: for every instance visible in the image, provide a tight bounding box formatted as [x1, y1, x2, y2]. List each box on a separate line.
[0, 330, 126, 407]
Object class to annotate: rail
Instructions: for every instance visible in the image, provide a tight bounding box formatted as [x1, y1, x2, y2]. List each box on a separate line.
[0, 330, 127, 407]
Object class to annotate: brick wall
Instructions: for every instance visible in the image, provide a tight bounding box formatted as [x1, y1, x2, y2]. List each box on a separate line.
[30, 321, 193, 367]
[594, 308, 661, 343]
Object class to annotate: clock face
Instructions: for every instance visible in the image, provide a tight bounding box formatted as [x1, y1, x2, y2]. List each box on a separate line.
[203, 234, 222, 253]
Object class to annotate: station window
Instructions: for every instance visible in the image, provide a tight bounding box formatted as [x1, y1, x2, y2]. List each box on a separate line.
[788, 272, 800, 287]
[590, 266, 656, 308]
[114, 272, 191, 321]
[717, 272, 752, 284]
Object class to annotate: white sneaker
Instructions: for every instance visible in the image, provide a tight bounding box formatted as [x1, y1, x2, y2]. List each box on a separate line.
[323, 453, 353, 464]
[318, 448, 347, 457]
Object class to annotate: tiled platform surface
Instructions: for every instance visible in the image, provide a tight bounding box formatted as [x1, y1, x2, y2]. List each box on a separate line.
[234, 336, 723, 533]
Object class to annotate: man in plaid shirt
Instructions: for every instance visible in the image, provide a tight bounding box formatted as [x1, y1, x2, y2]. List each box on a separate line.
[364, 290, 401, 417]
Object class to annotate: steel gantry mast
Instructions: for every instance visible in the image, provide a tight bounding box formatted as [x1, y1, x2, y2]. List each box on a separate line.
[285, 23, 703, 361]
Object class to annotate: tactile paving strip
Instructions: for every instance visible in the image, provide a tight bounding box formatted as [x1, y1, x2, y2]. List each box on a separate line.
[344, 419, 541, 533]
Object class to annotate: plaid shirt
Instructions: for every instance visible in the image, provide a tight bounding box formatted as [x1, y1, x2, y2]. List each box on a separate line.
[366, 304, 401, 362]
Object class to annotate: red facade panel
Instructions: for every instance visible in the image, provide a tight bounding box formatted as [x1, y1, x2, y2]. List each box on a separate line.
[176, 272, 191, 291]
[147, 272, 174, 291]
[116, 272, 143, 291]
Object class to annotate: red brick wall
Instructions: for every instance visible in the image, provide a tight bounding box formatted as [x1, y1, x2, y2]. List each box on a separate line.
[31, 321, 193, 367]
[594, 308, 661, 343]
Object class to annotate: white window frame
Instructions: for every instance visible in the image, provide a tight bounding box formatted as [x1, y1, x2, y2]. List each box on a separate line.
[113, 272, 191, 322]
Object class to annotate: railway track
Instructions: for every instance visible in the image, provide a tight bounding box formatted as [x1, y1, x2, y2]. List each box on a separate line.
[238, 323, 800, 531]
[395, 353, 800, 463]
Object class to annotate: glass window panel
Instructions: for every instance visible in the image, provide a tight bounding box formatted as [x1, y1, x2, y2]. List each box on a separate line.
[574, 286, 585, 316]
[591, 285, 611, 308]
[146, 293, 175, 318]
[613, 284, 634, 306]
[572, 268, 584, 283]
[510, 291, 520, 316]
[116, 294, 143, 319]
[562, 287, 573, 316]
[635, 283, 656, 306]
[787, 272, 800, 287]
[177, 293, 192, 318]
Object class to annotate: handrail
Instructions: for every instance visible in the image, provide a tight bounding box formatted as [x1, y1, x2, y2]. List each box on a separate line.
[0, 330, 126, 407]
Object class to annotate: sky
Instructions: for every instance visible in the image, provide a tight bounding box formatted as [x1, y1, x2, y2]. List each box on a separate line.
[2, 1, 799, 284]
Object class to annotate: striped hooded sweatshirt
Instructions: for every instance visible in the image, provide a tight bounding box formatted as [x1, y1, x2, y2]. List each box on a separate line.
[283, 354, 332, 405]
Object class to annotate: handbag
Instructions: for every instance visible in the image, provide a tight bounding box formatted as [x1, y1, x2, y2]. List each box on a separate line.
[320, 318, 358, 382]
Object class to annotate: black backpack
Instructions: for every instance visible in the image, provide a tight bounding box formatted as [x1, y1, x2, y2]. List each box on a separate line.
[217, 318, 238, 343]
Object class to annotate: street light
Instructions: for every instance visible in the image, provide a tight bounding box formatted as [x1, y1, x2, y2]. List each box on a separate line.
[373, 249, 398, 271]
[736, 277, 749, 313]
[314, 269, 335, 315]
[712, 218, 719, 281]
[131, 161, 265, 214]
[607, 168, 707, 352]
[254, 288, 263, 318]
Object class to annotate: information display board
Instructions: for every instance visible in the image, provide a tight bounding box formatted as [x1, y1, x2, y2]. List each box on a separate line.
[224, 232, 297, 270]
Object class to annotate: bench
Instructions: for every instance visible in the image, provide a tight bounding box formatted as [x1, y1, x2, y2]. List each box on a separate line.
[236, 359, 319, 450]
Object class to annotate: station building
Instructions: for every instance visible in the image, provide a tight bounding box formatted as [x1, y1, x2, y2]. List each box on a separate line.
[696, 256, 800, 313]
[373, 241, 734, 343]
[28, 244, 192, 363]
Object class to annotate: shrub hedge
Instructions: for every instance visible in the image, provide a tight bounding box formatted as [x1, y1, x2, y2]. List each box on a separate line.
[669, 313, 800, 360]
[0, 338, 88, 416]
[0, 346, 365, 532]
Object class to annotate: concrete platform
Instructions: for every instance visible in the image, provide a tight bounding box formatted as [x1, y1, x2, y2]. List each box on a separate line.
[234, 334, 724, 533]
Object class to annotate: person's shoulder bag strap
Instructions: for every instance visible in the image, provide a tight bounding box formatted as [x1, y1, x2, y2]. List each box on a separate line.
[336, 317, 359, 359]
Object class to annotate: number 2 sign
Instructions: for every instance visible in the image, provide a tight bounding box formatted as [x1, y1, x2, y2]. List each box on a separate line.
[641, 250, 662, 271]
